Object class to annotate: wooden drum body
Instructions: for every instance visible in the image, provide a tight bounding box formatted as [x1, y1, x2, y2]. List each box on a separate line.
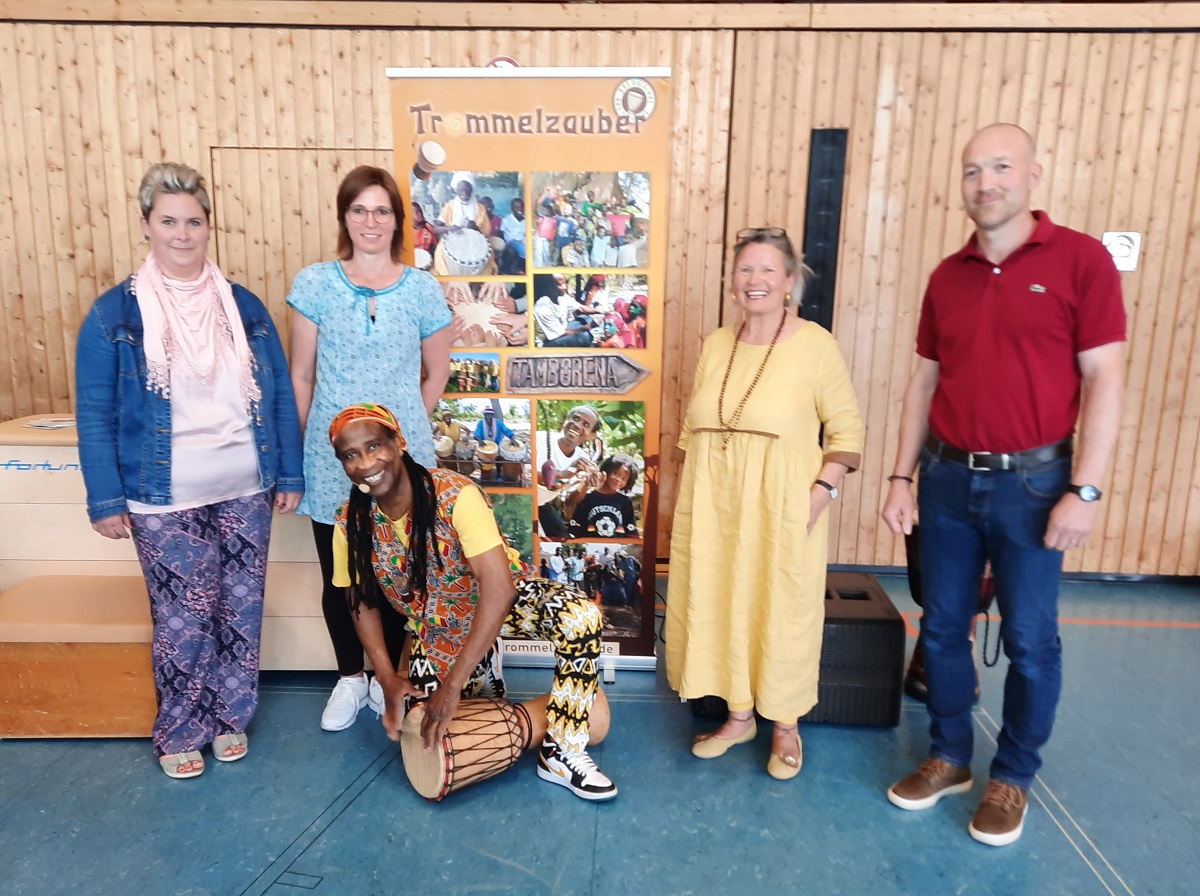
[400, 698, 526, 801]
[399, 689, 611, 801]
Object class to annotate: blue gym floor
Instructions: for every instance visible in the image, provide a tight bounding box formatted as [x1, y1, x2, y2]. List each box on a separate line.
[1, 574, 1196, 896]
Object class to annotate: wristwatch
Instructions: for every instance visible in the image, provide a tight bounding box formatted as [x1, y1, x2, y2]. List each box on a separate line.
[1067, 484, 1102, 502]
[815, 479, 839, 500]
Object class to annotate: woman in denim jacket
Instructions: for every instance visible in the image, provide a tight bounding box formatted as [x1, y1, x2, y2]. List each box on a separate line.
[75, 162, 304, 780]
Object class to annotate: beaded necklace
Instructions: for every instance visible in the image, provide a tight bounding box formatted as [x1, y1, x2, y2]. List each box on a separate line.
[716, 309, 788, 449]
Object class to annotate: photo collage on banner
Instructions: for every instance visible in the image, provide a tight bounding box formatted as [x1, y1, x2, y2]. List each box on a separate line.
[391, 66, 671, 663]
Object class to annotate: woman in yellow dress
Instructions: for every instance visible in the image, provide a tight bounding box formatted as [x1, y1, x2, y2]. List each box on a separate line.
[665, 227, 864, 779]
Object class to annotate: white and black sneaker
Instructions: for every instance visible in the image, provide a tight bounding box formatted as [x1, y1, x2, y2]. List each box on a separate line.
[536, 739, 617, 801]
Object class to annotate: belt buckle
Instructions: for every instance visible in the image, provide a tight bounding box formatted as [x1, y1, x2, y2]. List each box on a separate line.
[967, 451, 1010, 471]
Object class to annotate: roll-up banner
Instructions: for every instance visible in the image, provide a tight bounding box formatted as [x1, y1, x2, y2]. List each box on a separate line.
[389, 66, 672, 670]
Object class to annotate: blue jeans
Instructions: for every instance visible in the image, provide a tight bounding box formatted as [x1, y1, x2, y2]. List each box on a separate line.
[916, 447, 1070, 788]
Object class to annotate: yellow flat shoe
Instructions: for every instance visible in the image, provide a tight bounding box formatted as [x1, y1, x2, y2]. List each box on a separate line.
[767, 732, 803, 780]
[692, 719, 757, 759]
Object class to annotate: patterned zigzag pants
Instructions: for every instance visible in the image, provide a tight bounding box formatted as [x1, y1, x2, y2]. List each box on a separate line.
[407, 577, 602, 755]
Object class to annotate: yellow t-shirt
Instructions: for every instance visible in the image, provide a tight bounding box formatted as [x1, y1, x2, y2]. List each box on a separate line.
[332, 484, 516, 586]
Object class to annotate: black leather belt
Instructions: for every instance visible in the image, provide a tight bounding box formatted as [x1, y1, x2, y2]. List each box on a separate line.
[925, 435, 1072, 471]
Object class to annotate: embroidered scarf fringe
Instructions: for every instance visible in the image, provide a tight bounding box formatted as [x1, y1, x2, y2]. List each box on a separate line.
[133, 253, 261, 415]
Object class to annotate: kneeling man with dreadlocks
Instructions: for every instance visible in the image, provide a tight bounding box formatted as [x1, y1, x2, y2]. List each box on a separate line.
[328, 403, 617, 800]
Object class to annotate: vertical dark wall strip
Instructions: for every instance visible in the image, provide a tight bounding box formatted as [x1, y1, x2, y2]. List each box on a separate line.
[800, 128, 848, 333]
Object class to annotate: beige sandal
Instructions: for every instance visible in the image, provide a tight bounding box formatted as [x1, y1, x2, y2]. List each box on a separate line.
[213, 733, 248, 762]
[159, 751, 204, 779]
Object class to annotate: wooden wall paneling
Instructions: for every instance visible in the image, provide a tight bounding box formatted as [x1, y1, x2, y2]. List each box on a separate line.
[0, 25, 23, 421]
[840, 33, 892, 565]
[331, 31, 357, 146]
[369, 31, 393, 146]
[1084, 33, 1137, 573]
[14, 25, 57, 415]
[1063, 34, 1117, 574]
[828, 31, 871, 556]
[722, 31, 759, 263]
[1129, 34, 1196, 574]
[995, 31, 1026, 118]
[1108, 34, 1169, 573]
[257, 150, 286, 314]
[1160, 42, 1200, 576]
[111, 27, 145, 274]
[308, 30, 335, 148]
[230, 30, 257, 147]
[43, 25, 84, 408]
[76, 27, 115, 301]
[1040, 33, 1091, 573]
[1098, 34, 1155, 573]
[349, 31, 376, 148]
[655, 29, 736, 553]
[207, 29, 236, 149]
[57, 27, 97, 332]
[947, 31, 986, 254]
[766, 34, 805, 231]
[866, 30, 944, 568]
[90, 29, 132, 289]
[151, 28, 181, 163]
[173, 28, 204, 166]
[212, 150, 248, 295]
[290, 30, 315, 149]
[846, 32, 910, 566]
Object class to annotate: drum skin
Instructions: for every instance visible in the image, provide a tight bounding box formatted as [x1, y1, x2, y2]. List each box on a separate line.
[441, 229, 492, 275]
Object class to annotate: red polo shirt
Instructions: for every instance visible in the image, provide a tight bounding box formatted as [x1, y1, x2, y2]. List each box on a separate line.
[916, 212, 1126, 453]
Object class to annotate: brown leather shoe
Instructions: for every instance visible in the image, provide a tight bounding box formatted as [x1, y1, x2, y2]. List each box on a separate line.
[887, 757, 972, 810]
[968, 780, 1028, 846]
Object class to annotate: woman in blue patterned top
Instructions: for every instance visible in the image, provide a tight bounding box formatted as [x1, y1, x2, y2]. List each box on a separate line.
[288, 165, 452, 732]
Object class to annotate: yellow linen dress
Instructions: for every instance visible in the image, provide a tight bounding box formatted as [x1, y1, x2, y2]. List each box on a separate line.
[665, 322, 864, 721]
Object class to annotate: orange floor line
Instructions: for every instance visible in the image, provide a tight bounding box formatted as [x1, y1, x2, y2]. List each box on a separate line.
[899, 610, 1200, 630]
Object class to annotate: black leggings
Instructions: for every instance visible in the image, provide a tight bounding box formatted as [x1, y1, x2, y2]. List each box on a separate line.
[311, 520, 405, 677]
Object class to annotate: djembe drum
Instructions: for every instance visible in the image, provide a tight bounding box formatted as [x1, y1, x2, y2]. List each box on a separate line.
[476, 439, 500, 480]
[399, 690, 611, 801]
[498, 436, 528, 484]
[441, 229, 492, 275]
[401, 698, 528, 801]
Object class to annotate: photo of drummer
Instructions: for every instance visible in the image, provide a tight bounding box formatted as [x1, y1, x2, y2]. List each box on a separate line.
[535, 400, 644, 540]
[431, 398, 531, 488]
[410, 170, 522, 277]
[327, 403, 617, 800]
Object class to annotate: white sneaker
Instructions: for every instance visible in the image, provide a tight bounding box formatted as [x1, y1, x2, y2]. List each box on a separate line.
[320, 674, 369, 731]
[536, 739, 617, 801]
[366, 675, 385, 716]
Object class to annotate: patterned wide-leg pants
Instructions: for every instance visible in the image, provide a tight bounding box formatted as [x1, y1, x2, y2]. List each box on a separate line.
[130, 491, 273, 757]
[408, 577, 602, 755]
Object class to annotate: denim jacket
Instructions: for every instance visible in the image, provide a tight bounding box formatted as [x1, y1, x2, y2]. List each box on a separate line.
[75, 276, 305, 522]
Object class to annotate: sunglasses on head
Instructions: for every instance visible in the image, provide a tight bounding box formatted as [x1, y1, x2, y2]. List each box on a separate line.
[736, 226, 788, 241]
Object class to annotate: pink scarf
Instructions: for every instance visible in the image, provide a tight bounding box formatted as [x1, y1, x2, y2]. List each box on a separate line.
[133, 253, 261, 413]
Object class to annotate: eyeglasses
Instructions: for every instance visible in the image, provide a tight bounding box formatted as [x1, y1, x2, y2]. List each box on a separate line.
[736, 226, 788, 241]
[347, 205, 395, 223]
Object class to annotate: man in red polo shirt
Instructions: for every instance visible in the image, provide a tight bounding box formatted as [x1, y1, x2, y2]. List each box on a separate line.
[880, 123, 1126, 847]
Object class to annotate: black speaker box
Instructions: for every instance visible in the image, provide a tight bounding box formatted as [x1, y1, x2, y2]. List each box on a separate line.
[688, 571, 905, 727]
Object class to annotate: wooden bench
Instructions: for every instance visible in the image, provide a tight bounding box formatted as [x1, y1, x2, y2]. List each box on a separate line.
[0, 575, 157, 737]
